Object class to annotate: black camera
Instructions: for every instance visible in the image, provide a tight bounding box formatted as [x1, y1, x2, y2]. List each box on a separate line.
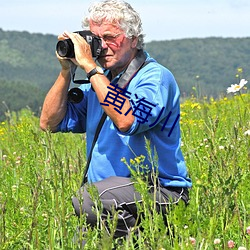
[56, 30, 102, 58]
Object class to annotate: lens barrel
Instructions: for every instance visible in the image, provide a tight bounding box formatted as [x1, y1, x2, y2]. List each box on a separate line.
[68, 88, 84, 103]
[56, 39, 75, 58]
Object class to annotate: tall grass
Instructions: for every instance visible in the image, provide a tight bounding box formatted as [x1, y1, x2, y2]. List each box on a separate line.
[0, 93, 249, 249]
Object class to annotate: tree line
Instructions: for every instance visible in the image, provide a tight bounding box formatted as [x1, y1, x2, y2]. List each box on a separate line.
[0, 28, 249, 121]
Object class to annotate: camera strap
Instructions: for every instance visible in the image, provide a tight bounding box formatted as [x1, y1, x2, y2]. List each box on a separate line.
[81, 111, 107, 186]
[81, 50, 149, 186]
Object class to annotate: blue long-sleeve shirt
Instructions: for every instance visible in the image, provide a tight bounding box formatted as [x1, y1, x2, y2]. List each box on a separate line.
[57, 52, 192, 188]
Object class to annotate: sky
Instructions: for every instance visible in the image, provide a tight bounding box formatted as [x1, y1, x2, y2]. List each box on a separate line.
[1, 0, 250, 42]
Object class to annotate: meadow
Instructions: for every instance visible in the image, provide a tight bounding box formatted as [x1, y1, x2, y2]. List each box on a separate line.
[0, 89, 249, 249]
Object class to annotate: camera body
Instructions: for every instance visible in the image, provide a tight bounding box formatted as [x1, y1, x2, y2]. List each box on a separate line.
[56, 30, 102, 58]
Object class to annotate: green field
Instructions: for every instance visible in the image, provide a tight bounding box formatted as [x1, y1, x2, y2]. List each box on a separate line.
[0, 91, 249, 249]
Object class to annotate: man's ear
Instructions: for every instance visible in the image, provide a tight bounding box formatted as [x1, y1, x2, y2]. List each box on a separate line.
[131, 36, 139, 48]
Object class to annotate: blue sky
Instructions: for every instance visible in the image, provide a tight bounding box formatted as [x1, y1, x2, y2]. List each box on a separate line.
[1, 0, 250, 42]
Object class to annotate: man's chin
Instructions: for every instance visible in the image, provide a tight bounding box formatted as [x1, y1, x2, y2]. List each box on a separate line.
[98, 59, 113, 69]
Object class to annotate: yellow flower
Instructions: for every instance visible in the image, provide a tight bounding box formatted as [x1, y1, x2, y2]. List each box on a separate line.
[237, 67, 243, 73]
[191, 103, 201, 109]
[180, 111, 187, 116]
[130, 159, 135, 165]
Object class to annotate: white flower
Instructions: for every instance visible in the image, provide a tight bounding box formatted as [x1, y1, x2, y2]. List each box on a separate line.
[20, 207, 25, 214]
[227, 79, 248, 93]
[244, 130, 250, 136]
[189, 237, 196, 245]
[214, 238, 221, 244]
[238, 247, 246, 250]
[218, 145, 224, 150]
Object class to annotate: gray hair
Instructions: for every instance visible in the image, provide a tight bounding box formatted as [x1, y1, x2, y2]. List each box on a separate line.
[82, 0, 145, 49]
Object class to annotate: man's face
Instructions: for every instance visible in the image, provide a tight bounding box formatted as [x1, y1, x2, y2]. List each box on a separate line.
[89, 20, 138, 73]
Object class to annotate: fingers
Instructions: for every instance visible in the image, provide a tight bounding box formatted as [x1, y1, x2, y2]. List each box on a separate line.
[56, 31, 93, 68]
[62, 30, 71, 38]
[55, 50, 79, 66]
[58, 31, 87, 45]
[58, 31, 78, 41]
[58, 31, 70, 41]
[63, 31, 79, 41]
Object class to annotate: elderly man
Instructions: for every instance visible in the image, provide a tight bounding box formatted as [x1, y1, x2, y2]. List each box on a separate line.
[40, 0, 192, 241]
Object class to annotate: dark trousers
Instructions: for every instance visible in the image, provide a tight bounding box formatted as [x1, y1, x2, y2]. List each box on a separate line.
[72, 176, 189, 238]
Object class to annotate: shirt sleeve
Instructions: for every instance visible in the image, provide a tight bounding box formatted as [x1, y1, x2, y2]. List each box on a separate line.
[118, 62, 180, 136]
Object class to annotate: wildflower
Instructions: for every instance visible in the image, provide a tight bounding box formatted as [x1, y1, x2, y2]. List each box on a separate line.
[218, 145, 224, 150]
[228, 240, 235, 248]
[130, 159, 135, 165]
[42, 213, 48, 221]
[196, 180, 202, 185]
[135, 157, 141, 164]
[244, 130, 250, 136]
[12, 185, 17, 192]
[20, 207, 25, 214]
[189, 237, 196, 246]
[191, 103, 201, 109]
[214, 238, 221, 244]
[237, 67, 243, 73]
[227, 79, 248, 93]
[238, 247, 246, 250]
[246, 226, 250, 235]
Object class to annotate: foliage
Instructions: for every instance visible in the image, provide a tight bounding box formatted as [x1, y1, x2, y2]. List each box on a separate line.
[0, 29, 61, 121]
[0, 79, 46, 121]
[0, 92, 249, 249]
[0, 28, 60, 89]
[145, 37, 250, 98]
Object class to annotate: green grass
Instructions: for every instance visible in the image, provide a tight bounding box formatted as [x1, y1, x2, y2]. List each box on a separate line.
[0, 93, 249, 249]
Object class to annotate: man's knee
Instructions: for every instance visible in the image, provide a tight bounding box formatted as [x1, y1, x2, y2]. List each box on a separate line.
[72, 196, 80, 217]
[72, 187, 97, 225]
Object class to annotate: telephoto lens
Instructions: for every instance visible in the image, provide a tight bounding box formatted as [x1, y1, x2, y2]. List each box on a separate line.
[56, 39, 75, 58]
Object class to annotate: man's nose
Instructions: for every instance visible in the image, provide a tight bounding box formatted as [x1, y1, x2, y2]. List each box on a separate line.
[101, 38, 108, 49]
